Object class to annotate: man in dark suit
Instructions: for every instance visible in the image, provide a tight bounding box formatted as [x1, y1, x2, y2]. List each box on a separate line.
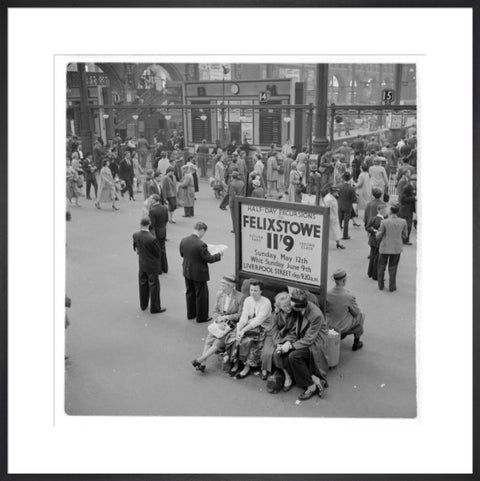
[148, 172, 167, 205]
[337, 172, 357, 240]
[376, 204, 408, 292]
[179, 222, 223, 323]
[228, 171, 245, 233]
[132, 217, 166, 314]
[363, 188, 383, 228]
[148, 194, 169, 274]
[119, 151, 135, 201]
[365, 203, 387, 280]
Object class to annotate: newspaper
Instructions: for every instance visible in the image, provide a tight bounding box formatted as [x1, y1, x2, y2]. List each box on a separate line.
[207, 244, 228, 256]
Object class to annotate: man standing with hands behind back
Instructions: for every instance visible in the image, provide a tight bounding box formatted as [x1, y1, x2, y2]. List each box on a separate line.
[133, 217, 166, 314]
[179, 222, 224, 323]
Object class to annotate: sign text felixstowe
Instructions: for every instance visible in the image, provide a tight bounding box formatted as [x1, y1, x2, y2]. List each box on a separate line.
[240, 203, 324, 286]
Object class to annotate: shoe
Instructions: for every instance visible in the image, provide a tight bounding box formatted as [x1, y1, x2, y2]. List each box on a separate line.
[112, 205, 119, 210]
[230, 230, 235, 233]
[389, 287, 397, 292]
[95, 202, 101, 209]
[261, 371, 269, 381]
[342, 236, 351, 240]
[336, 243, 346, 249]
[196, 317, 212, 324]
[151, 307, 167, 314]
[235, 369, 251, 379]
[196, 365, 206, 373]
[353, 223, 361, 227]
[191, 359, 201, 368]
[352, 340, 363, 351]
[181, 215, 190, 217]
[403, 241, 412, 245]
[282, 382, 293, 392]
[379, 285, 384, 291]
[219, 207, 227, 211]
[298, 386, 318, 401]
[229, 364, 240, 377]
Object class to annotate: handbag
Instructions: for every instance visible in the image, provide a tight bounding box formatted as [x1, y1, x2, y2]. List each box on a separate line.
[207, 321, 233, 339]
[267, 370, 285, 393]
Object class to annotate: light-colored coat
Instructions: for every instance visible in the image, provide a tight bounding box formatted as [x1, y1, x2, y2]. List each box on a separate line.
[369, 164, 389, 194]
[322, 193, 341, 242]
[356, 171, 372, 210]
[326, 285, 362, 334]
[178, 173, 195, 207]
[212, 289, 245, 322]
[376, 215, 408, 254]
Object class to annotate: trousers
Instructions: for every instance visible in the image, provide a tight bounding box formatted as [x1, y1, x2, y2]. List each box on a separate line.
[273, 347, 316, 389]
[185, 278, 209, 322]
[367, 245, 380, 280]
[338, 208, 351, 238]
[139, 271, 161, 313]
[378, 253, 401, 291]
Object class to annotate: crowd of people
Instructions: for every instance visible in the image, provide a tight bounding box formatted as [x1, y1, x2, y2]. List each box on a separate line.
[67, 126, 417, 401]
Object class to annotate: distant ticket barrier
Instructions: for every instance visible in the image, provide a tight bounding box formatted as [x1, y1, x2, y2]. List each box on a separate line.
[234, 197, 330, 309]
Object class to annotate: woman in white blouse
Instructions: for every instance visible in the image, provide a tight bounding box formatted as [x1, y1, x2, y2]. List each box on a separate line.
[224, 279, 272, 379]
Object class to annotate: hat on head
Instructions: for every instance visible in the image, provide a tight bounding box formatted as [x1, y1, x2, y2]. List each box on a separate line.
[221, 275, 236, 285]
[332, 268, 347, 281]
[290, 288, 308, 309]
[231, 171, 240, 179]
[232, 151, 239, 156]
[252, 178, 261, 187]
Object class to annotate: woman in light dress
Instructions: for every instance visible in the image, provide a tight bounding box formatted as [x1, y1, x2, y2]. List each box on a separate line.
[95, 159, 119, 210]
[356, 162, 372, 214]
[287, 162, 302, 203]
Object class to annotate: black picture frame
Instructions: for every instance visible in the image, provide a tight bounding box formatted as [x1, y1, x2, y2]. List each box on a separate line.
[1, 2, 478, 480]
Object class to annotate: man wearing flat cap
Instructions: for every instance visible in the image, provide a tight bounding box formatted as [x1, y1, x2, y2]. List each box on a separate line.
[272, 288, 329, 401]
[326, 268, 365, 351]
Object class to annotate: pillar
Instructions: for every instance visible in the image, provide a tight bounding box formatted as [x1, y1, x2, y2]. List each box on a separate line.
[394, 64, 403, 105]
[78, 62, 93, 154]
[312, 64, 330, 155]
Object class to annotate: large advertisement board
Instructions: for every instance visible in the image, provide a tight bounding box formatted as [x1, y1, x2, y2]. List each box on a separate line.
[235, 197, 330, 304]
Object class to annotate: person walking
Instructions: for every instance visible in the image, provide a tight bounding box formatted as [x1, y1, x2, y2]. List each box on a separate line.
[365, 203, 387, 281]
[337, 172, 357, 241]
[179, 222, 224, 323]
[132, 217, 166, 314]
[287, 162, 302, 203]
[136, 134, 150, 170]
[161, 167, 178, 224]
[376, 204, 408, 292]
[266, 152, 279, 196]
[196, 139, 210, 178]
[82, 153, 98, 201]
[95, 159, 118, 210]
[228, 171, 245, 233]
[398, 178, 416, 246]
[355, 163, 372, 212]
[369, 157, 389, 197]
[119, 151, 135, 201]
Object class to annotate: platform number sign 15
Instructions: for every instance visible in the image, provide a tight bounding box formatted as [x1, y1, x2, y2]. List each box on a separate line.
[382, 89, 395, 105]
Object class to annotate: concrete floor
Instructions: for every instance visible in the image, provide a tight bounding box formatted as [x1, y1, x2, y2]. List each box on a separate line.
[65, 178, 417, 417]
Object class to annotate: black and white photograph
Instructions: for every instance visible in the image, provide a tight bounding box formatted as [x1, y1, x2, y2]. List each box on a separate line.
[64, 60, 418, 417]
[4, 5, 475, 478]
